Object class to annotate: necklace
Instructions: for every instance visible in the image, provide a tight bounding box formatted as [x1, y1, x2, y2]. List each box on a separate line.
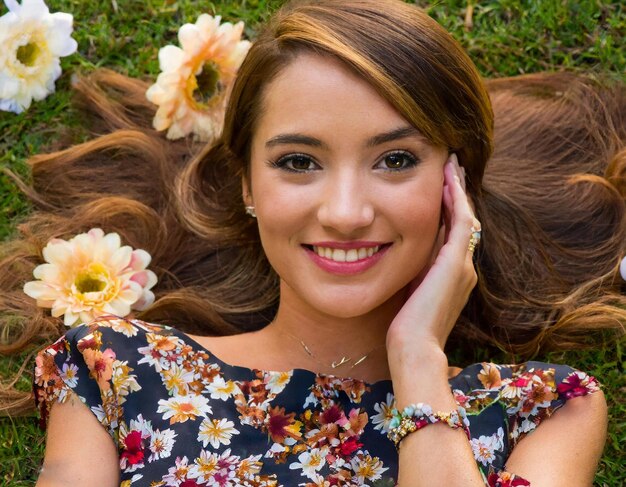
[281, 330, 386, 370]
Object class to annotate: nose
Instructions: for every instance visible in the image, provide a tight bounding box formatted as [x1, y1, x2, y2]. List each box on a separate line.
[316, 169, 375, 234]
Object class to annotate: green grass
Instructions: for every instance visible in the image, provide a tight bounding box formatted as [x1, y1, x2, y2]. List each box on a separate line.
[0, 0, 624, 485]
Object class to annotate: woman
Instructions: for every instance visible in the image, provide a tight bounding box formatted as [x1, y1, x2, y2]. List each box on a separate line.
[2, 0, 625, 485]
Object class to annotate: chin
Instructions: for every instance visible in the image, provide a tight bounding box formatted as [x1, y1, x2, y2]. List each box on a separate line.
[302, 285, 406, 320]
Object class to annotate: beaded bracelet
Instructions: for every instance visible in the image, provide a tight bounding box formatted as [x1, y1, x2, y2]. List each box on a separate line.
[386, 403, 470, 449]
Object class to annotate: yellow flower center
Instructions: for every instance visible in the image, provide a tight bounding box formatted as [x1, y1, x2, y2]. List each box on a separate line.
[17, 42, 40, 67]
[74, 263, 110, 293]
[189, 62, 221, 107]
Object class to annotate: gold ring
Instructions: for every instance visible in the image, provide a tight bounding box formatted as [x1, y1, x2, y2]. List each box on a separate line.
[468, 223, 481, 253]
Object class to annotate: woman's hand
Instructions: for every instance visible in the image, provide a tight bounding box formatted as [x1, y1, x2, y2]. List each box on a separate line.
[386, 153, 479, 369]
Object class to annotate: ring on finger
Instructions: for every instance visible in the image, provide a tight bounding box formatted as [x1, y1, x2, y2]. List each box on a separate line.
[468, 221, 482, 253]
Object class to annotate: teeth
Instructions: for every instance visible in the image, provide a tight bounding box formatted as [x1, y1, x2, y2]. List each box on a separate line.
[312, 245, 381, 262]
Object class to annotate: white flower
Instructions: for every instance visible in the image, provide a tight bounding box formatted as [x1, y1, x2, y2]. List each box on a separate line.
[162, 456, 191, 486]
[206, 375, 239, 400]
[0, 0, 77, 113]
[145, 14, 251, 141]
[59, 362, 79, 387]
[350, 453, 388, 483]
[157, 394, 212, 424]
[23, 228, 158, 327]
[148, 428, 177, 462]
[162, 362, 195, 396]
[197, 417, 239, 448]
[371, 392, 396, 434]
[188, 449, 239, 483]
[289, 447, 328, 481]
[470, 427, 504, 466]
[265, 370, 292, 394]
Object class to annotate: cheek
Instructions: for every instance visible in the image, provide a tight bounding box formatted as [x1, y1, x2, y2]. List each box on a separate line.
[254, 184, 308, 268]
[392, 175, 444, 233]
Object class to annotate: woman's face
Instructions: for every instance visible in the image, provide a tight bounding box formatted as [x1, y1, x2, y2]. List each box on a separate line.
[246, 54, 448, 318]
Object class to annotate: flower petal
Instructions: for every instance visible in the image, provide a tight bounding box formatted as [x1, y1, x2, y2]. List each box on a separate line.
[158, 45, 186, 72]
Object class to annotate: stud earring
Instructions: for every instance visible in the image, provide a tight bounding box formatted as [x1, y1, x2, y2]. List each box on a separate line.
[245, 206, 257, 218]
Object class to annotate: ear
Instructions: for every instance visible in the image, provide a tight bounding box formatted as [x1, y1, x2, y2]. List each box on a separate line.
[242, 176, 253, 207]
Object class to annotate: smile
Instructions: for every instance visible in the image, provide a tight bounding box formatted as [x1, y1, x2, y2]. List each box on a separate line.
[303, 242, 391, 275]
[312, 245, 380, 262]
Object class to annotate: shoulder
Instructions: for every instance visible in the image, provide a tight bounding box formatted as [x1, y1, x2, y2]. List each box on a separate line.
[34, 317, 175, 426]
[450, 361, 606, 447]
[502, 370, 607, 485]
[450, 360, 601, 398]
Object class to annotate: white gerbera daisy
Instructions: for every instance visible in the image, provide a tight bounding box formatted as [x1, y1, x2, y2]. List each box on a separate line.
[470, 427, 504, 467]
[145, 14, 251, 141]
[23, 228, 158, 327]
[157, 394, 212, 424]
[350, 453, 388, 483]
[288, 447, 328, 481]
[371, 392, 396, 434]
[0, 0, 77, 113]
[197, 417, 239, 449]
[148, 428, 177, 462]
[265, 370, 292, 394]
[206, 375, 239, 400]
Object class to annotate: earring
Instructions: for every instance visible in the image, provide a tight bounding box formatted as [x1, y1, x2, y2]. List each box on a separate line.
[245, 206, 257, 218]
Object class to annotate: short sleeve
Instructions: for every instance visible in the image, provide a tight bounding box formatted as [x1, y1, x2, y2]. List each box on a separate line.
[450, 361, 601, 486]
[506, 361, 601, 449]
[33, 323, 123, 443]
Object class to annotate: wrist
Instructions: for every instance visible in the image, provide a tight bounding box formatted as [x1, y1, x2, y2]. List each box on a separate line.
[387, 341, 449, 377]
[388, 348, 455, 409]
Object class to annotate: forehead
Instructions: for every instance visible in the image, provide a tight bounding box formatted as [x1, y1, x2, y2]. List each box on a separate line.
[252, 53, 413, 143]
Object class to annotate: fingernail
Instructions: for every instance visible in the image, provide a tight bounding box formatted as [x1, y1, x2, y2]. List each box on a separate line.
[448, 153, 458, 166]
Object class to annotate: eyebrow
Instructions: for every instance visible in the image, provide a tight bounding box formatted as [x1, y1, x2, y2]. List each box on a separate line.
[265, 134, 325, 149]
[264, 126, 424, 149]
[366, 126, 423, 147]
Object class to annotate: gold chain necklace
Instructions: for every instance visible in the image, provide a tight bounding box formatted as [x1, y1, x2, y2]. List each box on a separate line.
[281, 330, 386, 370]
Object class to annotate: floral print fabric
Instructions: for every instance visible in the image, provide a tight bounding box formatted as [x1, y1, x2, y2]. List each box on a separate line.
[34, 319, 600, 487]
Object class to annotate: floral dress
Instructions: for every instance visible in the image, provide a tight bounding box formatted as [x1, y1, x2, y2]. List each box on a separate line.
[34, 318, 600, 487]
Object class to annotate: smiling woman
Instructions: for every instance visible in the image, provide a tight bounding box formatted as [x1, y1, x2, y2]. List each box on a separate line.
[1, 0, 625, 486]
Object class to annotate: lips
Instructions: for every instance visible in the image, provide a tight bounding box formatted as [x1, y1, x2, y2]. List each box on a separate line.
[302, 242, 391, 275]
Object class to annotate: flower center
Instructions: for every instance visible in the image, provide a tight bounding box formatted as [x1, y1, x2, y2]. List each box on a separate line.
[74, 263, 109, 293]
[17, 42, 40, 67]
[192, 62, 221, 105]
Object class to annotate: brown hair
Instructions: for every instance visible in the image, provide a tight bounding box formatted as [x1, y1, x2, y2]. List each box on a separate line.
[1, 0, 625, 415]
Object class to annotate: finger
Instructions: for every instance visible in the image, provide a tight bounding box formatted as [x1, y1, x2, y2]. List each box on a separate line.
[444, 154, 477, 261]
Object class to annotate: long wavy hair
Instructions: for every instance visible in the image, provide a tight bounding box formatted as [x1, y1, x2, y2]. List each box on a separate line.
[1, 0, 625, 415]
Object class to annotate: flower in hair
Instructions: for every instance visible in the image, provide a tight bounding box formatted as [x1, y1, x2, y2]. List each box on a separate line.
[0, 0, 77, 114]
[145, 14, 251, 141]
[23, 228, 158, 327]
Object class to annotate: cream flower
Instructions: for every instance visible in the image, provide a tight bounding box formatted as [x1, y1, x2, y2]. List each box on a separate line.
[23, 228, 158, 327]
[146, 14, 251, 141]
[197, 417, 239, 449]
[0, 0, 77, 113]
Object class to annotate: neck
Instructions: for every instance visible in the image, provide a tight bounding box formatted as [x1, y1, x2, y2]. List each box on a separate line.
[259, 280, 407, 382]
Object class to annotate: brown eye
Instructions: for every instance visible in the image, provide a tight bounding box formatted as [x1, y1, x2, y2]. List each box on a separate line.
[376, 151, 418, 171]
[272, 153, 320, 173]
[289, 155, 315, 170]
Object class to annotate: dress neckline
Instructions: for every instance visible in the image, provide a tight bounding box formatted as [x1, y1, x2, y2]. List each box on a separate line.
[172, 327, 395, 388]
[170, 327, 467, 388]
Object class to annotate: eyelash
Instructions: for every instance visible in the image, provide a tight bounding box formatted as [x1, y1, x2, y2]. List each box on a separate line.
[374, 150, 420, 172]
[267, 150, 420, 173]
[267, 153, 319, 173]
